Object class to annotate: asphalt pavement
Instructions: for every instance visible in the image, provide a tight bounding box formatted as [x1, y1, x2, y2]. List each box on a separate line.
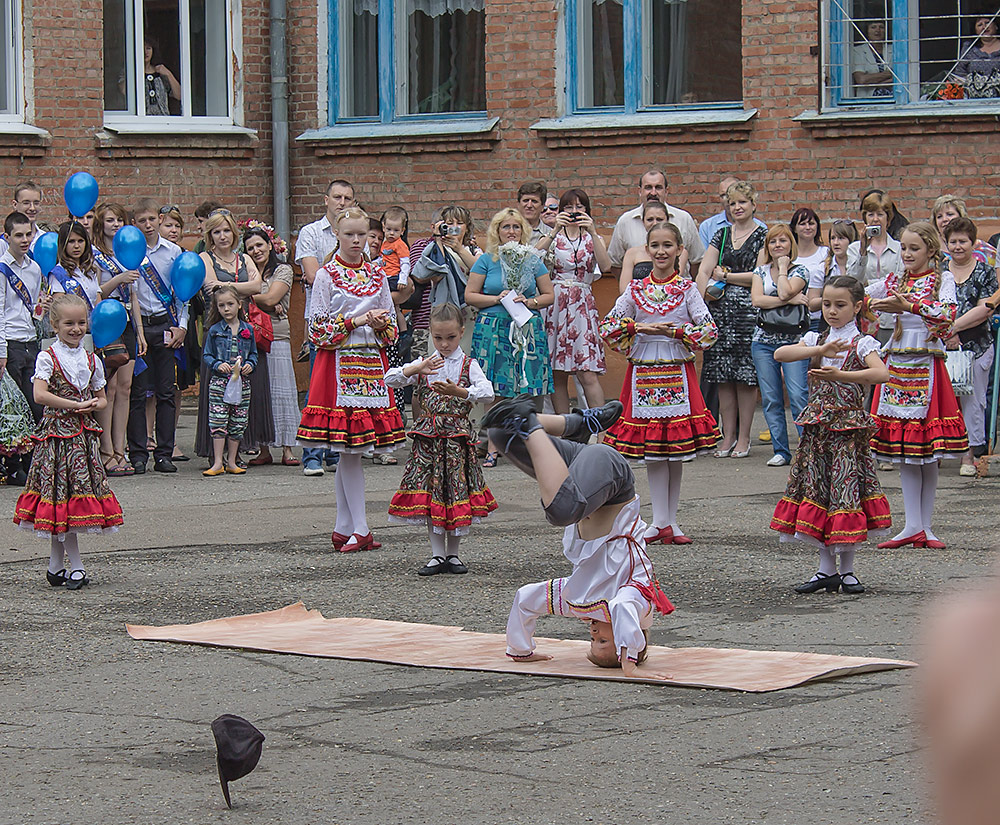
[0, 409, 997, 825]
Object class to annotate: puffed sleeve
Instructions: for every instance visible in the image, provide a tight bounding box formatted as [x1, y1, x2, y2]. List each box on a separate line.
[799, 331, 820, 347]
[372, 272, 399, 348]
[306, 269, 354, 350]
[856, 335, 881, 361]
[609, 586, 651, 663]
[600, 288, 639, 355]
[908, 272, 957, 340]
[90, 354, 107, 392]
[676, 285, 718, 351]
[32, 350, 54, 383]
[466, 357, 495, 404]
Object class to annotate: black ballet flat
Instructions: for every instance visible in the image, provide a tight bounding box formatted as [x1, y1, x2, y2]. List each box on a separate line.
[65, 570, 90, 591]
[418, 557, 447, 577]
[445, 555, 468, 574]
[46, 568, 67, 587]
[840, 574, 866, 595]
[794, 573, 842, 594]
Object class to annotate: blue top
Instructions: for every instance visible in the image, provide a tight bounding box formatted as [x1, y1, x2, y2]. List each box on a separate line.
[202, 319, 259, 374]
[470, 250, 547, 318]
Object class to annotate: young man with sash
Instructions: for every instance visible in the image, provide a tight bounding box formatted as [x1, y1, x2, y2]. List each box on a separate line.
[127, 199, 186, 474]
[0, 183, 47, 257]
[1, 211, 47, 484]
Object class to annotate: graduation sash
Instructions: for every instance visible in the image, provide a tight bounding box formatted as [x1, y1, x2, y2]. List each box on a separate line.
[92, 248, 132, 305]
[0, 260, 37, 314]
[47, 265, 94, 310]
[137, 256, 179, 327]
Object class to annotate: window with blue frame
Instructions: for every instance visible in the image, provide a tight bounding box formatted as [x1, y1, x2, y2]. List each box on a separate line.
[823, 1, 1000, 107]
[0, 0, 20, 116]
[333, 0, 486, 122]
[567, 0, 742, 113]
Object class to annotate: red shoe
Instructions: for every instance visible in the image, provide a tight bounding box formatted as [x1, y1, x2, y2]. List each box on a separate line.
[669, 533, 693, 545]
[923, 537, 946, 549]
[248, 453, 273, 466]
[877, 531, 927, 549]
[645, 526, 673, 546]
[331, 531, 350, 549]
[339, 532, 381, 553]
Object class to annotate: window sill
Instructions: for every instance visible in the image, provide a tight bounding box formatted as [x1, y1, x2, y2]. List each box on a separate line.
[96, 121, 259, 159]
[795, 103, 1000, 138]
[0, 121, 52, 156]
[296, 117, 501, 156]
[531, 108, 757, 148]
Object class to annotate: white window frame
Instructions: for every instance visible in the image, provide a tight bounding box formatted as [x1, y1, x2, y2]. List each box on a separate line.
[103, 0, 238, 129]
[0, 0, 22, 120]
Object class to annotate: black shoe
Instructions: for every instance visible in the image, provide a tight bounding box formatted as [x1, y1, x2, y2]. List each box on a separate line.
[132, 462, 146, 475]
[794, 572, 842, 594]
[153, 459, 177, 473]
[65, 570, 89, 591]
[840, 573, 866, 594]
[46, 568, 67, 587]
[418, 556, 447, 576]
[564, 400, 624, 443]
[445, 555, 468, 574]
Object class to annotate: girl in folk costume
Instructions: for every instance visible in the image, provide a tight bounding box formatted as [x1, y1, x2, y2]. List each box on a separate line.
[297, 207, 405, 553]
[867, 222, 969, 550]
[386, 303, 498, 576]
[13, 295, 124, 590]
[600, 223, 721, 546]
[770, 277, 892, 595]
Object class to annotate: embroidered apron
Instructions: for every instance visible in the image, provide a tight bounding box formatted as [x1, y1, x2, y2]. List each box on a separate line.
[631, 363, 689, 419]
[877, 355, 934, 419]
[335, 347, 390, 408]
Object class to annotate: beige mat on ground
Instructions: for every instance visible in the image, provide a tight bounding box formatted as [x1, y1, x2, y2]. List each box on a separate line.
[126, 602, 916, 692]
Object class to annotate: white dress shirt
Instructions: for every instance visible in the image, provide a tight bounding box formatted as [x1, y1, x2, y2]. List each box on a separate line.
[608, 203, 705, 269]
[135, 236, 187, 326]
[295, 215, 340, 316]
[49, 266, 103, 308]
[1, 249, 43, 351]
[34, 339, 107, 392]
[385, 346, 494, 403]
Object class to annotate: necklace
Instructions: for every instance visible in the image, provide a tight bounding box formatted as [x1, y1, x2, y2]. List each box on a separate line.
[217, 251, 238, 267]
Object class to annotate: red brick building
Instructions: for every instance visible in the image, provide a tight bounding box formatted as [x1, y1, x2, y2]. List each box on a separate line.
[3, 0, 998, 244]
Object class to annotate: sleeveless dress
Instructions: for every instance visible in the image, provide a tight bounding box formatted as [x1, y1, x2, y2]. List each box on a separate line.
[387, 356, 498, 535]
[600, 275, 721, 460]
[13, 348, 124, 537]
[194, 252, 275, 456]
[770, 324, 891, 547]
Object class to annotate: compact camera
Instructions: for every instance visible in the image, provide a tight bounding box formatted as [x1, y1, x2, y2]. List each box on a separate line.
[438, 224, 462, 237]
[865, 225, 882, 238]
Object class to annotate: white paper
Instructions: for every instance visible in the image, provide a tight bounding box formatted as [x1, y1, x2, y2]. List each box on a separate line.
[500, 292, 534, 328]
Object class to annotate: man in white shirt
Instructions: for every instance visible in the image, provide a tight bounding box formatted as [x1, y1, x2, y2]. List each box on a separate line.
[698, 175, 768, 250]
[516, 181, 550, 247]
[295, 179, 355, 476]
[126, 198, 185, 474]
[608, 170, 705, 272]
[1, 211, 46, 482]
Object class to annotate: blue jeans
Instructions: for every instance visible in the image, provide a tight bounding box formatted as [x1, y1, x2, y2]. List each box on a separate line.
[302, 343, 339, 467]
[751, 340, 809, 462]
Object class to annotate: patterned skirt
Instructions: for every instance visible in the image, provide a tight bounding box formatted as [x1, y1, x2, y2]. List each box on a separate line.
[267, 340, 301, 448]
[603, 362, 721, 461]
[701, 285, 758, 386]
[469, 311, 553, 398]
[771, 423, 891, 547]
[870, 356, 969, 463]
[388, 433, 498, 535]
[297, 347, 405, 454]
[14, 424, 124, 538]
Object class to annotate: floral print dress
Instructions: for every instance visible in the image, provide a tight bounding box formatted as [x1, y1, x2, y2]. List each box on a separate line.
[544, 232, 606, 373]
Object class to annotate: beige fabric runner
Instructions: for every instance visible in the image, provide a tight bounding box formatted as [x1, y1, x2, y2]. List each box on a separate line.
[126, 602, 916, 693]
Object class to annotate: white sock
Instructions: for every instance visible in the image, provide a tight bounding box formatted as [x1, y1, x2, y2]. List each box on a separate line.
[427, 524, 445, 563]
[837, 546, 856, 576]
[666, 461, 684, 536]
[446, 533, 461, 559]
[645, 461, 671, 537]
[895, 463, 924, 539]
[338, 453, 369, 537]
[920, 461, 940, 541]
[48, 537, 64, 574]
[333, 455, 351, 535]
[817, 546, 838, 576]
[63, 534, 83, 573]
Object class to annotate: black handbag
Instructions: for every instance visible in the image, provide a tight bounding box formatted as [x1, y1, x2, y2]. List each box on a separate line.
[756, 303, 810, 336]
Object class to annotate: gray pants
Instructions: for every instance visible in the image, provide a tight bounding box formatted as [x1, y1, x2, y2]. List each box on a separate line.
[490, 430, 634, 527]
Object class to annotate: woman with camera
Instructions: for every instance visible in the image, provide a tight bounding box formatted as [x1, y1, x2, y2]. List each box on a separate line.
[533, 188, 611, 414]
[750, 226, 810, 468]
[847, 191, 903, 349]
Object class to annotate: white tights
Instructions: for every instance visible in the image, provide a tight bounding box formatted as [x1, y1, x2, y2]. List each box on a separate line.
[333, 453, 369, 538]
[644, 460, 685, 538]
[425, 525, 462, 566]
[817, 544, 856, 576]
[49, 534, 83, 574]
[896, 461, 940, 541]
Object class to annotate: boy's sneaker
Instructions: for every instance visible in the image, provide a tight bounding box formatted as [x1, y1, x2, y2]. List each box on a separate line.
[303, 458, 325, 476]
[563, 401, 624, 443]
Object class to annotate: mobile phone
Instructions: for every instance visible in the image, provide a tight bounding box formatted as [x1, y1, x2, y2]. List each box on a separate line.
[163, 329, 174, 345]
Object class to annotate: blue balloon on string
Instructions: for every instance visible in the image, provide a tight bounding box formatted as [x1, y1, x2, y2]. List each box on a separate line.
[171, 251, 206, 303]
[90, 298, 128, 349]
[63, 172, 100, 218]
[32, 232, 59, 276]
[113, 226, 147, 271]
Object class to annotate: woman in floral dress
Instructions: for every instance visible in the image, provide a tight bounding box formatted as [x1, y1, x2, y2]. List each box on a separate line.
[534, 188, 612, 413]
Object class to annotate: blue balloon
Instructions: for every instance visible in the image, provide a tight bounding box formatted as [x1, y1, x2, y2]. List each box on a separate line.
[32, 232, 58, 276]
[171, 251, 206, 303]
[113, 226, 147, 271]
[63, 172, 99, 218]
[90, 299, 128, 349]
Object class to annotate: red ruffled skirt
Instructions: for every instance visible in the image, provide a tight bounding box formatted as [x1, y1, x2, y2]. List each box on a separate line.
[870, 357, 969, 462]
[297, 348, 405, 452]
[603, 362, 721, 460]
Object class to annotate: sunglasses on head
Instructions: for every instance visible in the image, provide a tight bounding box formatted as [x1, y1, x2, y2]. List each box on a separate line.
[209, 208, 232, 218]
[159, 205, 180, 215]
